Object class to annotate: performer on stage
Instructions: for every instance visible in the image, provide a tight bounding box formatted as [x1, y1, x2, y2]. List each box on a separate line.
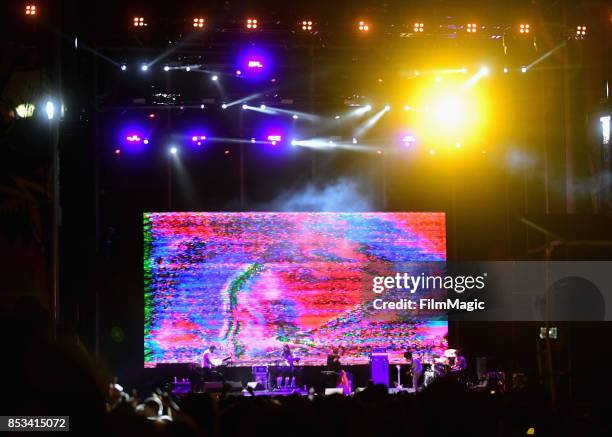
[278, 345, 297, 388]
[202, 345, 216, 369]
[404, 351, 423, 391]
[450, 349, 467, 384]
[326, 347, 342, 373]
[451, 349, 467, 373]
[282, 344, 292, 363]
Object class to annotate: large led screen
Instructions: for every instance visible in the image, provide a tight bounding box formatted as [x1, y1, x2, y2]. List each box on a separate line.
[144, 212, 447, 367]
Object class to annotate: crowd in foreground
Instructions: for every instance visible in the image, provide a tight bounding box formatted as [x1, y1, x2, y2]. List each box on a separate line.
[3, 296, 612, 436]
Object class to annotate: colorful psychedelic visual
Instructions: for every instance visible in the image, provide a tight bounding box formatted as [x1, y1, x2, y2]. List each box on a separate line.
[144, 212, 447, 367]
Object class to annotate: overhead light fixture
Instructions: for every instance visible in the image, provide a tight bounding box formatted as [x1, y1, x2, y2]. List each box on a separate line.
[301, 20, 313, 31]
[133, 16, 147, 27]
[358, 20, 370, 32]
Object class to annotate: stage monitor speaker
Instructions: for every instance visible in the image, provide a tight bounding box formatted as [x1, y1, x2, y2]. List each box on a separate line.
[324, 388, 344, 396]
[370, 351, 389, 387]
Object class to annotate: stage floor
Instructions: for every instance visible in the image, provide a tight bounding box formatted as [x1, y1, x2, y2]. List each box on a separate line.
[247, 388, 308, 397]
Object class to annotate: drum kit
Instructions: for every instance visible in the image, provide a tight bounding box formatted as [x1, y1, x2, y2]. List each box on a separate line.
[422, 349, 460, 386]
[395, 349, 458, 388]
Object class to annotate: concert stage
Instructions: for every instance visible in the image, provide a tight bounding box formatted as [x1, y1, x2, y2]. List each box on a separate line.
[144, 212, 447, 369]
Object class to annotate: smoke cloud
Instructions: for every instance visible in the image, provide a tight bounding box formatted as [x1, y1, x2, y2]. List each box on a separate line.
[267, 177, 375, 212]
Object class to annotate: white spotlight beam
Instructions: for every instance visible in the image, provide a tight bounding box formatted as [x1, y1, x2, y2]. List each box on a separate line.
[353, 107, 389, 138]
[258, 105, 321, 122]
[223, 93, 264, 109]
[525, 42, 566, 71]
[242, 104, 276, 115]
[207, 137, 266, 144]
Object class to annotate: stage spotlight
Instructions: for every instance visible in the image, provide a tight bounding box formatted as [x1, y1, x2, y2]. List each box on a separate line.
[519, 23, 530, 34]
[364, 104, 372, 111]
[141, 63, 149, 72]
[352, 138, 358, 144]
[503, 67, 509, 73]
[120, 64, 127, 71]
[301, 20, 313, 31]
[384, 105, 391, 111]
[429, 149, 436, 155]
[25, 4, 37, 16]
[413, 22, 424, 32]
[222, 103, 228, 109]
[521, 66, 527, 73]
[163, 65, 170, 72]
[455, 141, 461, 148]
[211, 75, 219, 81]
[291, 139, 297, 146]
[479, 66, 489, 75]
[45, 101, 55, 120]
[114, 148, 121, 155]
[402, 135, 416, 147]
[125, 135, 141, 143]
[334, 115, 340, 119]
[358, 20, 370, 32]
[169, 146, 178, 155]
[403, 105, 412, 111]
[185, 66, 191, 72]
[467, 23, 477, 33]
[148, 113, 155, 118]
[15, 103, 35, 118]
[575, 25, 586, 38]
[292, 114, 299, 119]
[133, 17, 147, 27]
[191, 135, 207, 146]
[235, 70, 242, 76]
[260, 104, 266, 109]
[247, 60, 264, 69]
[600, 115, 610, 145]
[267, 134, 282, 143]
[193, 17, 205, 29]
[143, 139, 149, 145]
[246, 18, 258, 29]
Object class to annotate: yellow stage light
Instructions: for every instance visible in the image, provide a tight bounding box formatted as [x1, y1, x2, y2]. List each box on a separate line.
[133, 16, 146, 27]
[193, 17, 205, 28]
[519, 23, 530, 34]
[246, 18, 258, 29]
[407, 75, 490, 147]
[25, 4, 37, 16]
[301, 20, 313, 31]
[414, 22, 424, 32]
[467, 23, 477, 33]
[358, 20, 370, 32]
